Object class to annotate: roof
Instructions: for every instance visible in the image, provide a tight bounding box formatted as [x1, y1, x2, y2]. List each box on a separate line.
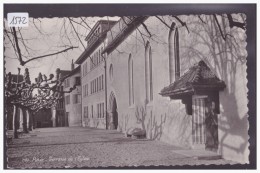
[85, 20, 117, 41]
[75, 32, 107, 64]
[102, 16, 148, 54]
[63, 65, 80, 79]
[75, 20, 118, 64]
[160, 60, 226, 98]
[59, 70, 71, 78]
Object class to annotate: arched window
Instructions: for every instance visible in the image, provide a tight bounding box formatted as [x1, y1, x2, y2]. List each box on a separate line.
[109, 64, 113, 81]
[128, 54, 134, 105]
[168, 22, 180, 83]
[145, 41, 153, 102]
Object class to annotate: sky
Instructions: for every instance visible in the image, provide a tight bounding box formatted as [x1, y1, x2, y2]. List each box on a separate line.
[4, 16, 119, 81]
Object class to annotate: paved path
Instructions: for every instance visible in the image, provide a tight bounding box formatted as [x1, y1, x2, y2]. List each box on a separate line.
[6, 127, 235, 168]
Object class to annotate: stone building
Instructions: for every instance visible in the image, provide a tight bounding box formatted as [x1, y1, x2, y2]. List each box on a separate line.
[51, 69, 70, 127]
[63, 62, 82, 127]
[77, 15, 248, 163]
[75, 20, 117, 128]
[34, 108, 52, 128]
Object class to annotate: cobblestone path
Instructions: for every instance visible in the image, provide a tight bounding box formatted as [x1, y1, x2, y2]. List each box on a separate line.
[6, 127, 235, 168]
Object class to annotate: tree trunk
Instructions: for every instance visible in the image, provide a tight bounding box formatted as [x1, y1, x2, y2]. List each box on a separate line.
[22, 107, 28, 133]
[12, 105, 18, 138]
[28, 110, 33, 131]
[6, 106, 12, 130]
[32, 113, 36, 129]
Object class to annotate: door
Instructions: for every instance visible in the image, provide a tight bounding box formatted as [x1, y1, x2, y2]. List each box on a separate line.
[192, 96, 219, 151]
[205, 98, 219, 151]
[108, 92, 118, 130]
[192, 96, 206, 149]
[65, 112, 69, 127]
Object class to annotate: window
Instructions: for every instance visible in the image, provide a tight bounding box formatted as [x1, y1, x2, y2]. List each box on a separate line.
[101, 47, 104, 61]
[90, 82, 92, 94]
[83, 85, 86, 97]
[101, 75, 104, 90]
[85, 62, 88, 75]
[75, 77, 81, 86]
[98, 50, 101, 63]
[83, 65, 85, 76]
[99, 103, 101, 118]
[65, 95, 70, 105]
[89, 75, 104, 95]
[97, 77, 99, 91]
[86, 84, 88, 96]
[128, 54, 134, 105]
[102, 103, 104, 118]
[83, 62, 88, 76]
[145, 41, 153, 102]
[84, 106, 88, 118]
[96, 103, 105, 118]
[168, 23, 180, 83]
[97, 104, 100, 118]
[99, 76, 101, 91]
[109, 64, 113, 81]
[91, 105, 94, 118]
[64, 78, 70, 88]
[90, 57, 93, 70]
[73, 94, 81, 104]
[94, 79, 97, 93]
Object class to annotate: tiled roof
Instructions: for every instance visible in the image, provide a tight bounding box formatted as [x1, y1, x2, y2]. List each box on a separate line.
[160, 60, 226, 98]
[103, 16, 148, 54]
[60, 70, 71, 77]
[63, 66, 80, 79]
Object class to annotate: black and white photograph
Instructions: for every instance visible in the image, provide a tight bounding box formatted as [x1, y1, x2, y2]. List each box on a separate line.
[3, 3, 256, 169]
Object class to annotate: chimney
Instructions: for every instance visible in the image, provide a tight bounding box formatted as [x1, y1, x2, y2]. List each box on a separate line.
[71, 59, 74, 70]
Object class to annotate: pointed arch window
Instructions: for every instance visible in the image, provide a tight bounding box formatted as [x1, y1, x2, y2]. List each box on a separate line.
[128, 54, 134, 106]
[145, 41, 153, 102]
[168, 22, 180, 83]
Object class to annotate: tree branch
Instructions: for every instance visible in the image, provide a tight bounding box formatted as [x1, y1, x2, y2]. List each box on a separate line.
[23, 46, 78, 65]
[11, 27, 25, 65]
[141, 22, 152, 38]
[227, 14, 246, 30]
[198, 15, 206, 24]
[155, 16, 171, 29]
[68, 18, 86, 49]
[172, 15, 190, 34]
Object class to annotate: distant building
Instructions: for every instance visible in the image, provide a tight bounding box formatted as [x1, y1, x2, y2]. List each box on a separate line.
[51, 69, 70, 127]
[75, 20, 117, 128]
[63, 61, 82, 127]
[34, 108, 52, 128]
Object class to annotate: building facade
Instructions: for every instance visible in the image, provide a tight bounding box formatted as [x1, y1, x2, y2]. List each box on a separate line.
[101, 15, 248, 163]
[76, 15, 248, 163]
[75, 20, 117, 129]
[63, 64, 82, 127]
[51, 69, 70, 127]
[34, 108, 52, 128]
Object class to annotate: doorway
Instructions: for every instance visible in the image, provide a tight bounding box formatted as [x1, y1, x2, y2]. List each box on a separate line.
[109, 92, 118, 130]
[192, 96, 218, 151]
[65, 112, 69, 127]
